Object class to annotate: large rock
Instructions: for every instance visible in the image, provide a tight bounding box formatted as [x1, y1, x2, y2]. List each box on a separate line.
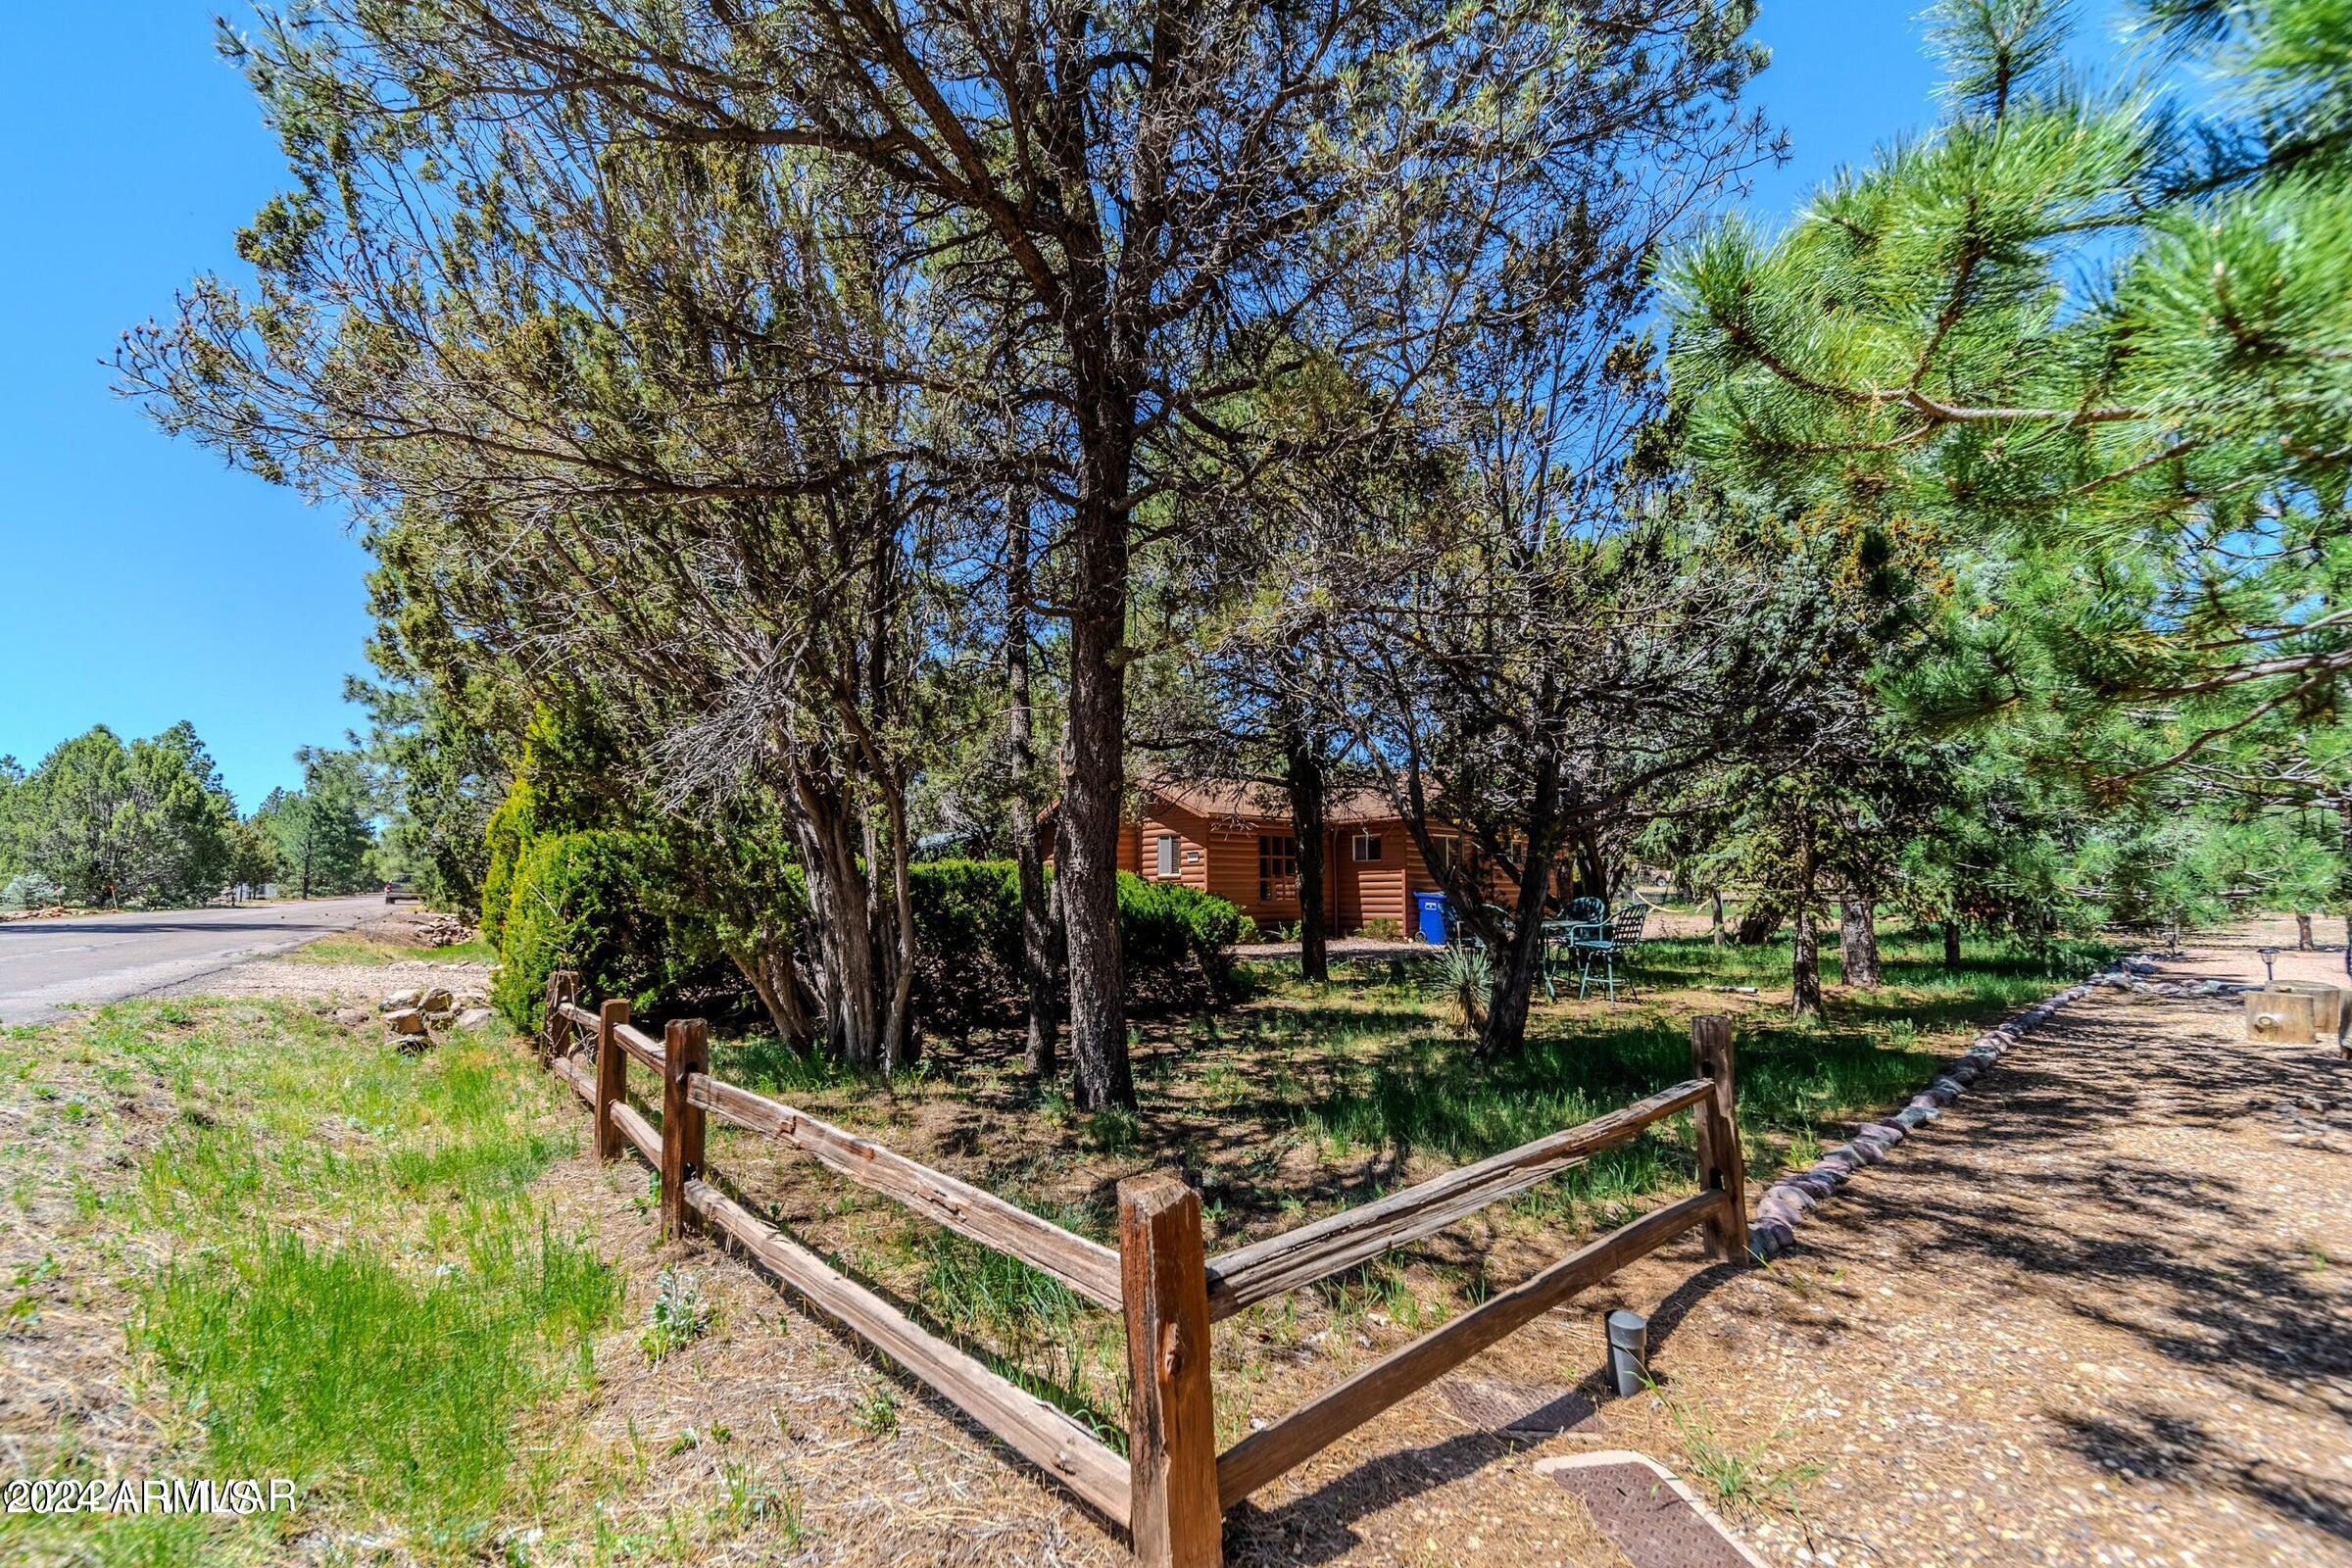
[418, 987, 456, 1015]
[455, 1006, 495, 1031]
[385, 1008, 431, 1051]
[380, 989, 421, 1012]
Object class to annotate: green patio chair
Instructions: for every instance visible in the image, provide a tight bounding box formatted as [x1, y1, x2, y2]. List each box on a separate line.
[1543, 897, 1607, 1002]
[1573, 901, 1650, 1002]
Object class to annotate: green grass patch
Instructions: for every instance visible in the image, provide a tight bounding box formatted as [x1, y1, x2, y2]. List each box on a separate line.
[1240, 924, 2114, 1204]
[0, 1000, 620, 1566]
[134, 1218, 616, 1544]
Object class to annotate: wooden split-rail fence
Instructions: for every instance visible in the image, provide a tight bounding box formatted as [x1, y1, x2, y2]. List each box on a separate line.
[536, 971, 1748, 1568]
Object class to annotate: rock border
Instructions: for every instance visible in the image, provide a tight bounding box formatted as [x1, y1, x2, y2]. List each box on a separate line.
[1745, 954, 2229, 1259]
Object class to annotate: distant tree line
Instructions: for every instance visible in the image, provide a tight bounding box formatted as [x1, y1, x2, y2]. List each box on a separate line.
[0, 724, 379, 909]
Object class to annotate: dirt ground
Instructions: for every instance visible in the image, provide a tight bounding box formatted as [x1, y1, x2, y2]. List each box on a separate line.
[1460, 915, 2352, 1568]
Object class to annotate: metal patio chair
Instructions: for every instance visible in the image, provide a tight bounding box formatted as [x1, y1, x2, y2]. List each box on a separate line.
[1573, 901, 1650, 1002]
[1542, 897, 1608, 1002]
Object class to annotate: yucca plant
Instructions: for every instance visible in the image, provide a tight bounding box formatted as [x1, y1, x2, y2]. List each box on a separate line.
[1431, 942, 1492, 1038]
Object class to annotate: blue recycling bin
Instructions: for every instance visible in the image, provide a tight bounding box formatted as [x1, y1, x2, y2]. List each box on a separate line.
[1413, 891, 1451, 946]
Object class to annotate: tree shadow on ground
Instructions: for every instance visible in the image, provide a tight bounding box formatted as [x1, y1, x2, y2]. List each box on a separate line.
[1767, 996, 2352, 1547]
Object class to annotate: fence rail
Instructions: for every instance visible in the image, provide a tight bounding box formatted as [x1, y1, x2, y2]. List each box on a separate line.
[532, 968, 1746, 1567]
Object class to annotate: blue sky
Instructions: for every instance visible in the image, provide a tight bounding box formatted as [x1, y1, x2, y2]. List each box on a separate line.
[0, 2, 2131, 812]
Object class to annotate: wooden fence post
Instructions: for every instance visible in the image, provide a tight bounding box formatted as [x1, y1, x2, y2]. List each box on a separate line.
[1690, 1015, 1747, 1264]
[661, 1018, 709, 1239]
[594, 998, 630, 1161]
[1119, 1174, 1222, 1568]
[544, 970, 579, 1064]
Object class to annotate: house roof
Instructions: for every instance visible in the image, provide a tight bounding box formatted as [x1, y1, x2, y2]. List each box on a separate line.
[1138, 778, 1402, 828]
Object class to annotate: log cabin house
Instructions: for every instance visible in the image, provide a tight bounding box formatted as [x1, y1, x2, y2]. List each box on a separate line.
[1115, 781, 1464, 939]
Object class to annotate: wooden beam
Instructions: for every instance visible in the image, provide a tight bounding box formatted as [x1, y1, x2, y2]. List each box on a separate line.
[685, 1178, 1131, 1527]
[613, 1020, 663, 1069]
[661, 1019, 708, 1239]
[550, 1053, 594, 1104]
[1204, 1078, 1714, 1318]
[690, 1074, 1122, 1309]
[611, 1100, 661, 1165]
[1214, 1189, 1725, 1508]
[1689, 1017, 1747, 1265]
[558, 1001, 602, 1032]
[594, 998, 630, 1161]
[1120, 1175, 1223, 1568]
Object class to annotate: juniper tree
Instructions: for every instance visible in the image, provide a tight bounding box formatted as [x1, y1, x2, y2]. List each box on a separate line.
[126, 0, 1777, 1108]
[10, 724, 245, 907]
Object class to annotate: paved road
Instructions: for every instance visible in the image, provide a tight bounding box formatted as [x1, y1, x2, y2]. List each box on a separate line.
[0, 897, 383, 1026]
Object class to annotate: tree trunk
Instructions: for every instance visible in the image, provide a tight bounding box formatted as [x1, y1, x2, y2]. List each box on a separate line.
[1789, 824, 1821, 1015]
[1710, 889, 1726, 945]
[1005, 491, 1056, 1076]
[1047, 827, 1071, 1029]
[731, 934, 815, 1045]
[1838, 884, 1881, 989]
[1735, 896, 1783, 945]
[1791, 903, 1823, 1015]
[1484, 913, 1547, 1055]
[1285, 727, 1330, 984]
[2296, 912, 2315, 951]
[875, 789, 919, 1073]
[788, 772, 900, 1071]
[1479, 735, 1564, 1057]
[1942, 917, 1961, 969]
[1573, 829, 1608, 907]
[1059, 391, 1136, 1112]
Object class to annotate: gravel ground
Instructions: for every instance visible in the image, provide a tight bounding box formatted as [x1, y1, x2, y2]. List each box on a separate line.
[170, 956, 492, 1006]
[1569, 921, 2350, 1568]
[162, 906, 493, 1012]
[1188, 919, 2348, 1567]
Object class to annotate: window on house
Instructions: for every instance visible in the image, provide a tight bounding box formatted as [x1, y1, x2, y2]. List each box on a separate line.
[1351, 830, 1384, 862]
[1155, 833, 1179, 878]
[1258, 833, 1298, 904]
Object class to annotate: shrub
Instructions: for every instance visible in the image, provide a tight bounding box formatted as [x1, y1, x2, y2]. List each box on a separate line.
[1430, 941, 1492, 1036]
[490, 847, 1250, 1040]
[491, 830, 679, 1029]
[1116, 871, 1250, 1003]
[905, 860, 1250, 1031]
[1, 871, 65, 911]
[907, 859, 1026, 1027]
[477, 779, 536, 948]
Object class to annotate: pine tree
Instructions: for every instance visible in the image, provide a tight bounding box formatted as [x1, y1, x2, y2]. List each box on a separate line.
[1667, 0, 2352, 793]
